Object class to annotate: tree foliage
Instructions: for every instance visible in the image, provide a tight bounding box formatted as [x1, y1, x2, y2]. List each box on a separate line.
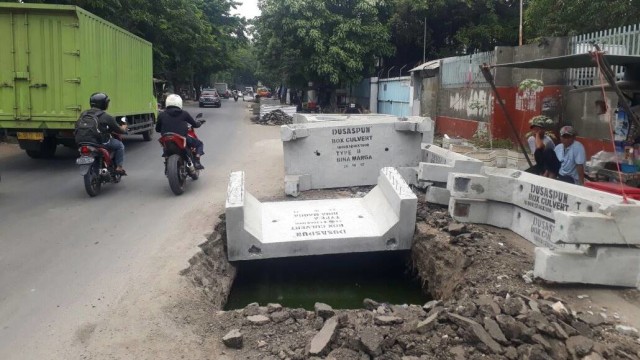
[19, 0, 247, 88]
[525, 0, 640, 39]
[386, 0, 519, 67]
[253, 0, 394, 87]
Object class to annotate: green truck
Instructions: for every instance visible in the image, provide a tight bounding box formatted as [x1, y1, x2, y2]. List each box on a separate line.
[0, 3, 157, 158]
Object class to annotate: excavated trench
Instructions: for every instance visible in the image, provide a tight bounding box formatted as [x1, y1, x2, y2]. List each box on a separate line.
[181, 207, 640, 359]
[181, 206, 467, 311]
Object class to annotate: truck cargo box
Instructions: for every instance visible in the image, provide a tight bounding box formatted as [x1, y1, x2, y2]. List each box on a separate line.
[0, 3, 156, 157]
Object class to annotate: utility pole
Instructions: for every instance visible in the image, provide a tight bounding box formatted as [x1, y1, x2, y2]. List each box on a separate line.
[423, 17, 427, 63]
[519, 0, 523, 46]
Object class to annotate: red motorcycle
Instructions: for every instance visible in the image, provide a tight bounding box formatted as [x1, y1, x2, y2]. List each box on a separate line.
[158, 113, 205, 195]
[76, 142, 123, 197]
[76, 119, 128, 197]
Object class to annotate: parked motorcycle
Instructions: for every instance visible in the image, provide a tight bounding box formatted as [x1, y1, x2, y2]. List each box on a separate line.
[158, 113, 205, 195]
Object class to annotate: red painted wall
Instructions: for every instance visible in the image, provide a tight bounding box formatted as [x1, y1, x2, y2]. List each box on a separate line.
[435, 116, 479, 139]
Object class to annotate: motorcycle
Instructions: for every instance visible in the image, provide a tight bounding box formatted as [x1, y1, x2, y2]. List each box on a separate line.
[233, 91, 239, 102]
[76, 117, 128, 197]
[158, 113, 206, 195]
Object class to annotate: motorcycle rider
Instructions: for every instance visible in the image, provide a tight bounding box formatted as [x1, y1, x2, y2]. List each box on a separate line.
[79, 92, 128, 175]
[155, 94, 205, 170]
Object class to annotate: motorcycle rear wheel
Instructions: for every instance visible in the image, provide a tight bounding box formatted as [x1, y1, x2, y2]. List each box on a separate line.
[84, 163, 102, 197]
[167, 154, 186, 195]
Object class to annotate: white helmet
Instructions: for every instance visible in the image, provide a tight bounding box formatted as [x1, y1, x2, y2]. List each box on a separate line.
[165, 94, 183, 109]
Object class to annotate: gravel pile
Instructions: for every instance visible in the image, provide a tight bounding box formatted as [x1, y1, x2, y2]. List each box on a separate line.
[257, 109, 294, 126]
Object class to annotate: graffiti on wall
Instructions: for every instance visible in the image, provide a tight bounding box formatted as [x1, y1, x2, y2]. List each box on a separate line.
[448, 89, 491, 119]
[516, 87, 543, 112]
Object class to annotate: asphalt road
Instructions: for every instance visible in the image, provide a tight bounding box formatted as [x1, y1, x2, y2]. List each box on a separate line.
[0, 99, 268, 358]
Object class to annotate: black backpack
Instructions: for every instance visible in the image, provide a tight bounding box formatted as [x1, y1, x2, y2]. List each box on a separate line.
[74, 110, 103, 143]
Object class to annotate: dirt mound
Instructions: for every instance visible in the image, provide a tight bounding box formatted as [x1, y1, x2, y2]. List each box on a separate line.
[180, 214, 236, 308]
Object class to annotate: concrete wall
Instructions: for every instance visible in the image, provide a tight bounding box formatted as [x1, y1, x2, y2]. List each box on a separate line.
[420, 77, 438, 120]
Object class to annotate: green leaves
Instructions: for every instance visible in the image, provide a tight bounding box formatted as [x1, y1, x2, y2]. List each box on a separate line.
[254, 0, 393, 86]
[525, 0, 640, 39]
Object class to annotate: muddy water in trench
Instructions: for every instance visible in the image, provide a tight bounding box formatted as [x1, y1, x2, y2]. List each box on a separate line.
[224, 251, 429, 310]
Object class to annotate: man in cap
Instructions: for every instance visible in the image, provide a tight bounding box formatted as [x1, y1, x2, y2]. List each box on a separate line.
[554, 126, 586, 185]
[526, 115, 559, 178]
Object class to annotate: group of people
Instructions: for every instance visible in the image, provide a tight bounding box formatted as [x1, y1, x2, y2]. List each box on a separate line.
[526, 115, 586, 185]
[75, 93, 205, 174]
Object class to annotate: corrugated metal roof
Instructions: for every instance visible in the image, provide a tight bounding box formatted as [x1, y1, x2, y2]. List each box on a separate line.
[493, 53, 640, 69]
[409, 60, 440, 72]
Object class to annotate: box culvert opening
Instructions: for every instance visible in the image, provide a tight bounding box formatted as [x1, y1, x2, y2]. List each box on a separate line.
[224, 251, 430, 310]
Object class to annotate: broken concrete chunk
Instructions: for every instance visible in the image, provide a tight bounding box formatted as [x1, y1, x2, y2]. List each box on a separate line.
[270, 310, 291, 323]
[448, 313, 502, 354]
[502, 297, 527, 316]
[484, 317, 508, 344]
[416, 311, 440, 334]
[267, 303, 282, 313]
[222, 329, 243, 349]
[243, 302, 260, 316]
[359, 327, 384, 356]
[552, 301, 569, 316]
[374, 315, 404, 326]
[247, 315, 270, 325]
[566, 335, 594, 358]
[447, 223, 468, 236]
[531, 334, 552, 351]
[314, 302, 335, 319]
[495, 315, 524, 341]
[309, 317, 338, 356]
[363, 298, 380, 311]
[583, 352, 605, 360]
[551, 322, 569, 339]
[578, 312, 605, 326]
[422, 300, 441, 312]
[615, 325, 639, 337]
[449, 345, 466, 360]
[326, 348, 360, 360]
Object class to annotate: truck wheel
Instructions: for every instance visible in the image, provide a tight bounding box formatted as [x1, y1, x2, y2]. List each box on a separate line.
[25, 137, 57, 159]
[142, 129, 153, 141]
[167, 154, 186, 195]
[83, 163, 102, 197]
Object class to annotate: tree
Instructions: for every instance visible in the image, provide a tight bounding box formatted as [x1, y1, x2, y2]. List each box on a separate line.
[525, 0, 640, 39]
[385, 0, 520, 68]
[254, 0, 394, 87]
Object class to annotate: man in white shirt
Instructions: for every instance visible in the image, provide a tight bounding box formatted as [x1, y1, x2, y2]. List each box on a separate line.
[554, 126, 586, 185]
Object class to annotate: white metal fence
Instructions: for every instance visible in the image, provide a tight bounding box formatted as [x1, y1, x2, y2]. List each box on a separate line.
[568, 24, 640, 86]
[440, 51, 495, 89]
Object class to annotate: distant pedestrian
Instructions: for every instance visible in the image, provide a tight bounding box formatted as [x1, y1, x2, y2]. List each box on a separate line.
[525, 115, 559, 178]
[554, 126, 586, 185]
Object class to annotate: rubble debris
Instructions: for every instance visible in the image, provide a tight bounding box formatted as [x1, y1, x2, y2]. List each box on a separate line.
[255, 109, 294, 125]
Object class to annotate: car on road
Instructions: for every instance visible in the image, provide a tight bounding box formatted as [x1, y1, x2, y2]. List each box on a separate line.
[256, 87, 271, 98]
[199, 90, 221, 108]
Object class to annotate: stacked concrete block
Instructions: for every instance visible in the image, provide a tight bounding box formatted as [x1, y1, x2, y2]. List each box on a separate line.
[226, 168, 417, 261]
[281, 116, 434, 196]
[418, 144, 484, 205]
[447, 167, 640, 288]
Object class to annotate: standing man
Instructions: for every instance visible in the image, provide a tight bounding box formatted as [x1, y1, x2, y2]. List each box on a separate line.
[526, 115, 559, 178]
[554, 126, 586, 185]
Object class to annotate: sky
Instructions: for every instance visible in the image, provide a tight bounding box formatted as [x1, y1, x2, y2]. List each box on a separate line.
[232, 0, 261, 19]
